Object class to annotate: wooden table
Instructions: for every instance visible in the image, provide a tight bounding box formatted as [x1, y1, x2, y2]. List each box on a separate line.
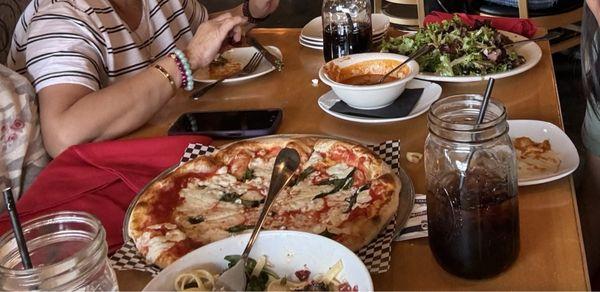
[118, 29, 590, 290]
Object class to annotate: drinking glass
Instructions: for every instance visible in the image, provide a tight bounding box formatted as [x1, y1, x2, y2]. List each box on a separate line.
[322, 0, 372, 62]
[424, 94, 520, 279]
[0, 211, 119, 290]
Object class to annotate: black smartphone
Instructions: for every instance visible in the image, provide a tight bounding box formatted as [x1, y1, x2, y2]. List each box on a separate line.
[168, 109, 282, 138]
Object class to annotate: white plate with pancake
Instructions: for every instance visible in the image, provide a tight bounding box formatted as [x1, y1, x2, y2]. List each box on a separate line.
[508, 120, 580, 186]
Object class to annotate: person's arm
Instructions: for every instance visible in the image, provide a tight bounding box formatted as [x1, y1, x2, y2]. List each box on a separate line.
[38, 57, 178, 157]
[209, 0, 279, 29]
[38, 13, 245, 157]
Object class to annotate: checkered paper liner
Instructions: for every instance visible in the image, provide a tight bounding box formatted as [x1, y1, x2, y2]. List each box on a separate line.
[110, 140, 415, 275]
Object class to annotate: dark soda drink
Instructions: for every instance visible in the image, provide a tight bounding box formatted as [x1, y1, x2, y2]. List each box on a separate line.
[426, 170, 520, 279]
[323, 22, 372, 62]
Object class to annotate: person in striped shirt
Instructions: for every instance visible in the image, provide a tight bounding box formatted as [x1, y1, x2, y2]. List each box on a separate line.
[7, 0, 279, 157]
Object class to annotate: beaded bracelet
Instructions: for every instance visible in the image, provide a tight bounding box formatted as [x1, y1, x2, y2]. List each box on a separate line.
[169, 48, 194, 91]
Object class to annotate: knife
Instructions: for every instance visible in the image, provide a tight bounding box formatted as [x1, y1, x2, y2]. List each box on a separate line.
[247, 37, 284, 71]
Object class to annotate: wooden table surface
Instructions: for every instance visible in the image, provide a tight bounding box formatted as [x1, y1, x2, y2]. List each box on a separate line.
[118, 28, 590, 290]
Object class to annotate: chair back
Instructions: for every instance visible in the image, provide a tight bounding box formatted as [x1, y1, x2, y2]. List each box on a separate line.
[0, 0, 31, 65]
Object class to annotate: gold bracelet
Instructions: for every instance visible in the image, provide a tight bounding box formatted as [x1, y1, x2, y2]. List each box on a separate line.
[152, 64, 178, 93]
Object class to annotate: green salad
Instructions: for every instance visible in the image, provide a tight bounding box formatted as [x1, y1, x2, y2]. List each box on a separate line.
[381, 16, 526, 77]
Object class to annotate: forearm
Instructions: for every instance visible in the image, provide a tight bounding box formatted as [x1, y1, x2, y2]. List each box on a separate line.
[40, 57, 181, 156]
[209, 5, 256, 31]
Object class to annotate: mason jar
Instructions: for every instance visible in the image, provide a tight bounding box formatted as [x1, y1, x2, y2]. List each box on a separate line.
[0, 211, 118, 290]
[322, 0, 372, 62]
[424, 94, 520, 279]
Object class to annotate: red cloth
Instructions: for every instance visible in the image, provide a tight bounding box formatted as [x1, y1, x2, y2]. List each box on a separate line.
[0, 135, 211, 253]
[424, 11, 537, 38]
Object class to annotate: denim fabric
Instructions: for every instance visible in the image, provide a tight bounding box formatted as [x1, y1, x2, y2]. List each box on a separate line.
[484, 0, 558, 10]
[582, 3, 600, 154]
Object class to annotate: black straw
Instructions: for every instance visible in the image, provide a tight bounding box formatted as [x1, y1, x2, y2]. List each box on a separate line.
[459, 78, 496, 190]
[3, 187, 33, 269]
[476, 78, 496, 124]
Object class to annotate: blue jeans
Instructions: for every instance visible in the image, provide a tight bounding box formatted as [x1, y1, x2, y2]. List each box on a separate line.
[484, 0, 558, 10]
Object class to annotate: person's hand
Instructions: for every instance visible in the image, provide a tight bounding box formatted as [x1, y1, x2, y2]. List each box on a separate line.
[249, 0, 279, 19]
[184, 13, 246, 70]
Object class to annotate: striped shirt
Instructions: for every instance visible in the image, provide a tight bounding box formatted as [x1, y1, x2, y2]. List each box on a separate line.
[8, 0, 207, 92]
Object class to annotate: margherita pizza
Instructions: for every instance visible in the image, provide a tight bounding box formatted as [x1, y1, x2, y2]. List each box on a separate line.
[128, 137, 401, 268]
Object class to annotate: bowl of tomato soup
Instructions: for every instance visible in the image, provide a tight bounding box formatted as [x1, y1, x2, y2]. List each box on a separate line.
[319, 53, 419, 109]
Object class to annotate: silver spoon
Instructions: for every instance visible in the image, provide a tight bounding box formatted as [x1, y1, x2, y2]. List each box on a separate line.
[214, 148, 301, 291]
[458, 78, 495, 191]
[378, 44, 434, 84]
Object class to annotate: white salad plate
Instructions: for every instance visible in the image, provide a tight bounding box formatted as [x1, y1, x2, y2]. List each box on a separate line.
[318, 79, 442, 124]
[193, 46, 282, 83]
[414, 31, 542, 83]
[508, 119, 580, 186]
[143, 230, 373, 291]
[301, 13, 390, 42]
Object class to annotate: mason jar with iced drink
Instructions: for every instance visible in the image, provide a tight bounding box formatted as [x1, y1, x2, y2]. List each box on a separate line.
[424, 94, 520, 279]
[0, 211, 118, 290]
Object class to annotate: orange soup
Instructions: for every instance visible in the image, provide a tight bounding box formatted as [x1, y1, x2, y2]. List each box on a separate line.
[324, 59, 410, 86]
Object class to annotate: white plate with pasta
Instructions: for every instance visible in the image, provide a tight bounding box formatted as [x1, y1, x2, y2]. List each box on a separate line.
[143, 230, 373, 291]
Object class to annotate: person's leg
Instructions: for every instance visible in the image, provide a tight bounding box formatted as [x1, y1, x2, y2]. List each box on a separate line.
[580, 101, 600, 289]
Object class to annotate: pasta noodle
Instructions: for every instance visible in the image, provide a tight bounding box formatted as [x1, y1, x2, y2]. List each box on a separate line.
[174, 257, 351, 291]
[319, 260, 343, 284]
[174, 269, 216, 291]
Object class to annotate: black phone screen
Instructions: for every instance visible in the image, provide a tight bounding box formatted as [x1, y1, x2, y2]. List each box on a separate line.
[168, 109, 282, 138]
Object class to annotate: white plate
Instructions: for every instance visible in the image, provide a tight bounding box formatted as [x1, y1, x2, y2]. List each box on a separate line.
[299, 36, 385, 51]
[410, 31, 542, 83]
[318, 79, 442, 124]
[143, 230, 373, 291]
[301, 13, 390, 42]
[508, 120, 580, 186]
[299, 38, 323, 50]
[300, 33, 385, 46]
[193, 46, 282, 83]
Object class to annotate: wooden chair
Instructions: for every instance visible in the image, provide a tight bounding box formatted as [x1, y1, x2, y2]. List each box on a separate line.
[374, 0, 426, 29]
[473, 0, 582, 52]
[0, 0, 31, 64]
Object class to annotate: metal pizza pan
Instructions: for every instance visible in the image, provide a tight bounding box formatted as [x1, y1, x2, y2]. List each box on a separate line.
[122, 134, 415, 246]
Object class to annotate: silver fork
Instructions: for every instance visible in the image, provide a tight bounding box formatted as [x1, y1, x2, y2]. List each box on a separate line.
[190, 53, 263, 100]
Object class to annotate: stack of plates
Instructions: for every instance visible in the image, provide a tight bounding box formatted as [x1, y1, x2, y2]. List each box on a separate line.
[300, 14, 390, 50]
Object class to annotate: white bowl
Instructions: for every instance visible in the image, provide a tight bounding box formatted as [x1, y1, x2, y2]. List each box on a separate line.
[319, 53, 419, 110]
[143, 230, 374, 291]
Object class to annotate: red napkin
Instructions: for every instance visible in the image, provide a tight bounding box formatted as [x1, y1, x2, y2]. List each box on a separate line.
[424, 11, 537, 38]
[0, 135, 211, 253]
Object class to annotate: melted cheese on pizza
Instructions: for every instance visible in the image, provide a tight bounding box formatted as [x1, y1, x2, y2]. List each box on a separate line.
[248, 156, 275, 180]
[326, 163, 354, 179]
[137, 223, 187, 264]
[355, 188, 372, 209]
[178, 186, 221, 211]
